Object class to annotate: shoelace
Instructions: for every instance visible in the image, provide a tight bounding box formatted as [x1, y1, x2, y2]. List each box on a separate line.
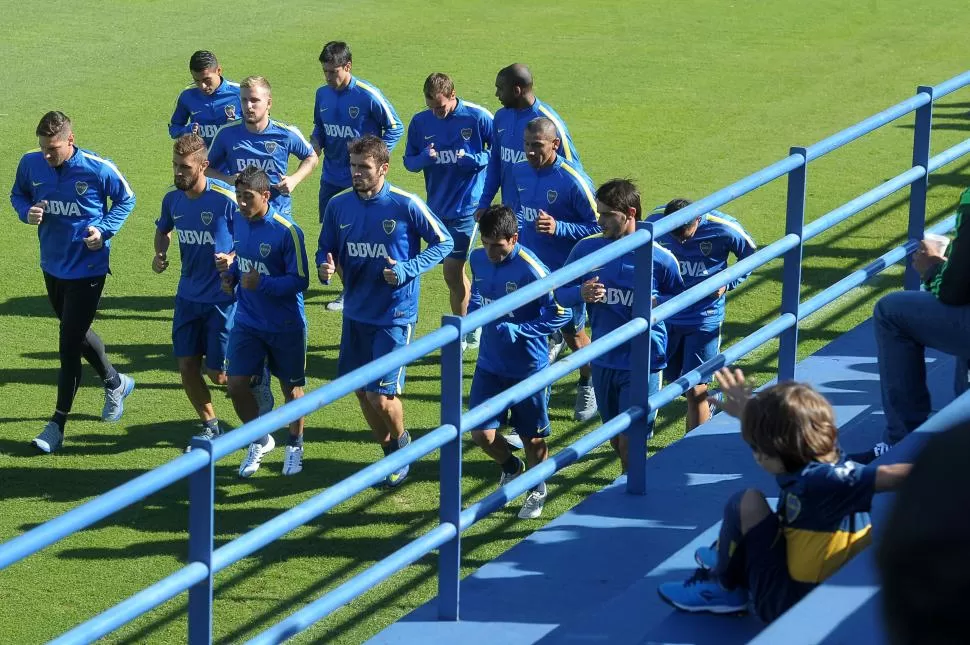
[684, 568, 713, 586]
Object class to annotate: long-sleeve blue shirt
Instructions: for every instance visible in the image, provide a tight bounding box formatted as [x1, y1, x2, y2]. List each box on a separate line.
[11, 146, 135, 279]
[207, 119, 314, 211]
[229, 210, 309, 333]
[469, 243, 571, 378]
[556, 236, 685, 372]
[168, 78, 242, 146]
[513, 157, 600, 271]
[649, 208, 757, 331]
[311, 76, 404, 188]
[402, 99, 494, 221]
[157, 178, 237, 304]
[316, 181, 453, 326]
[477, 97, 582, 213]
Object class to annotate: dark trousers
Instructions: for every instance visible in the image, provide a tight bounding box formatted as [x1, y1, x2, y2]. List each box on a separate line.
[43, 272, 115, 415]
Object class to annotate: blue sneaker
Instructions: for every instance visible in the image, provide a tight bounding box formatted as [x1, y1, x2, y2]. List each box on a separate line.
[658, 568, 749, 614]
[102, 374, 135, 422]
[695, 543, 718, 570]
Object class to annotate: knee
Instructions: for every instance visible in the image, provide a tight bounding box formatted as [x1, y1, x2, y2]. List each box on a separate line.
[738, 488, 771, 532]
[365, 391, 392, 411]
[687, 384, 708, 404]
[471, 429, 489, 447]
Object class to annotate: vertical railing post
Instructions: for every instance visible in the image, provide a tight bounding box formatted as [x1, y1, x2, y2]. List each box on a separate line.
[187, 437, 215, 644]
[906, 85, 934, 291]
[778, 147, 807, 382]
[438, 316, 464, 620]
[628, 223, 655, 496]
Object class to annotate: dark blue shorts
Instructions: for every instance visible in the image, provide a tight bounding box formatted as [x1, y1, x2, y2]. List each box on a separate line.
[172, 297, 233, 371]
[591, 365, 660, 431]
[318, 181, 348, 223]
[225, 322, 307, 386]
[740, 514, 815, 623]
[444, 216, 479, 261]
[469, 367, 551, 438]
[337, 318, 413, 395]
[662, 325, 721, 383]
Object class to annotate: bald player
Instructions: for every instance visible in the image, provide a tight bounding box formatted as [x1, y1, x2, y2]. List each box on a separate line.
[475, 64, 582, 216]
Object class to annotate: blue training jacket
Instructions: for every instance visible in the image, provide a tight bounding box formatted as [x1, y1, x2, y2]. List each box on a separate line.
[11, 146, 135, 279]
[168, 78, 242, 146]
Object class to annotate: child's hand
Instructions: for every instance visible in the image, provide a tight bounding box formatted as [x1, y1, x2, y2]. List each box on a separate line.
[713, 367, 752, 419]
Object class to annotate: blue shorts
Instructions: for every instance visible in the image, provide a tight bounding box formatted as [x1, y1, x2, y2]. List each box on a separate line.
[338, 318, 413, 395]
[469, 367, 551, 438]
[172, 297, 233, 371]
[318, 181, 348, 223]
[562, 303, 587, 336]
[592, 365, 660, 431]
[225, 322, 307, 386]
[269, 194, 293, 221]
[662, 325, 721, 383]
[444, 216, 479, 261]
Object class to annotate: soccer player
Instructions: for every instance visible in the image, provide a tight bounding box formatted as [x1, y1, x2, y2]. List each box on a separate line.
[555, 179, 684, 470]
[475, 63, 582, 217]
[10, 111, 136, 453]
[403, 72, 493, 350]
[219, 166, 310, 477]
[467, 205, 570, 519]
[317, 135, 452, 488]
[652, 198, 757, 432]
[168, 50, 242, 147]
[658, 368, 910, 622]
[207, 76, 318, 222]
[513, 116, 601, 421]
[153, 133, 273, 449]
[311, 41, 403, 313]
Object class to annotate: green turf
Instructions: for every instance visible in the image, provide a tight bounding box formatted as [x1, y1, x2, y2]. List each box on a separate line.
[0, 0, 968, 642]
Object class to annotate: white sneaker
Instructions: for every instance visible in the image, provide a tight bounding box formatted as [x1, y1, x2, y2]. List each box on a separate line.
[326, 294, 345, 312]
[518, 489, 547, 519]
[548, 331, 566, 363]
[573, 384, 598, 422]
[239, 434, 275, 478]
[503, 431, 524, 451]
[282, 444, 303, 476]
[464, 328, 481, 350]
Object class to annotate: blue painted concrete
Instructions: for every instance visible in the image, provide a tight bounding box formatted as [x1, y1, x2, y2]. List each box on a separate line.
[368, 319, 957, 645]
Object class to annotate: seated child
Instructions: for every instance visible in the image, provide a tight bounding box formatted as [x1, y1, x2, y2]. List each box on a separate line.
[658, 367, 911, 622]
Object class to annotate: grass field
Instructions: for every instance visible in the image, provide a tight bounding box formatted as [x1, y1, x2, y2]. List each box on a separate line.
[1, 1, 969, 642]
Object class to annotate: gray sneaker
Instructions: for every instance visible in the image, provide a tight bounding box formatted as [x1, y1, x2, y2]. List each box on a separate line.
[518, 489, 547, 519]
[573, 384, 597, 422]
[503, 431, 524, 451]
[33, 422, 63, 454]
[102, 373, 135, 422]
[185, 423, 222, 453]
[326, 294, 345, 312]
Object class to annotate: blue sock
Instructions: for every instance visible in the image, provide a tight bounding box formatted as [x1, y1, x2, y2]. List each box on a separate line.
[203, 418, 220, 432]
[257, 433, 272, 448]
[532, 481, 547, 496]
[288, 433, 303, 448]
[501, 455, 523, 475]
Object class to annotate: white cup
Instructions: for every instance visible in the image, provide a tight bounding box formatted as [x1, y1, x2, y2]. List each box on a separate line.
[924, 232, 950, 256]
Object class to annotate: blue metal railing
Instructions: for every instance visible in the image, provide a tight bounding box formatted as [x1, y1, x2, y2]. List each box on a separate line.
[3, 70, 970, 644]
